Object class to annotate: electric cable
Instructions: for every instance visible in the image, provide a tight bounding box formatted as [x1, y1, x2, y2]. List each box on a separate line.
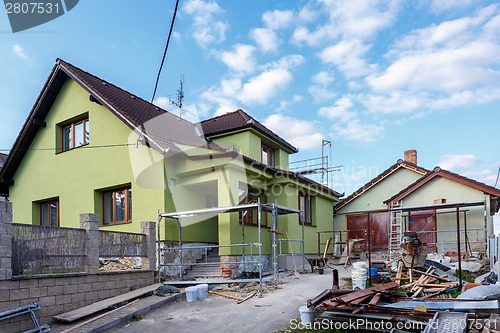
[151, 0, 180, 104]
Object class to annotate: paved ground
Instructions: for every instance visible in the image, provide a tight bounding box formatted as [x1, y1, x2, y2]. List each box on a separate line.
[106, 266, 353, 333]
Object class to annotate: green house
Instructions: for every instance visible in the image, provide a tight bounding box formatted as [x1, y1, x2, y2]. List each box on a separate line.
[0, 59, 341, 273]
[333, 150, 500, 256]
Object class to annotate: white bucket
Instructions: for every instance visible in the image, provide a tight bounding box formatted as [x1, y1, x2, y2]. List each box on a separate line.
[352, 269, 367, 279]
[186, 286, 198, 302]
[353, 261, 367, 270]
[299, 305, 316, 325]
[352, 277, 367, 290]
[197, 284, 208, 299]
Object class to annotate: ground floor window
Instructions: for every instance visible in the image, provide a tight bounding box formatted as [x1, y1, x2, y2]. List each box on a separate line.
[40, 200, 59, 227]
[103, 187, 132, 225]
[298, 192, 312, 225]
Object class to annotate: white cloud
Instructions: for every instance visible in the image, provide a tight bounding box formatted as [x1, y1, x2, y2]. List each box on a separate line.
[318, 96, 357, 122]
[319, 39, 374, 78]
[262, 9, 293, 30]
[200, 55, 304, 112]
[263, 114, 323, 150]
[312, 71, 334, 85]
[238, 69, 293, 105]
[309, 71, 335, 102]
[292, 0, 401, 47]
[182, 0, 228, 47]
[238, 55, 304, 104]
[250, 9, 293, 53]
[250, 28, 279, 53]
[332, 119, 384, 143]
[154, 96, 170, 109]
[361, 91, 426, 114]
[220, 44, 256, 73]
[438, 154, 482, 171]
[13, 44, 28, 59]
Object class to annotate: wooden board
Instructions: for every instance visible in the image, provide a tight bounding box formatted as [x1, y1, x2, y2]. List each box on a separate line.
[54, 283, 163, 322]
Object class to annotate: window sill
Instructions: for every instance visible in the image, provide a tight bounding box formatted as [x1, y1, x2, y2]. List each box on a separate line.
[101, 221, 132, 227]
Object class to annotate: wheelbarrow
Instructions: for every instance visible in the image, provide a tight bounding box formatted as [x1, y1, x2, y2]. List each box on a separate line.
[306, 257, 328, 274]
[307, 237, 333, 274]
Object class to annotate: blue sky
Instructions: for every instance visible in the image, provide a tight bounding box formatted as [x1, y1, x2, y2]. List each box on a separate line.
[1, 0, 499, 197]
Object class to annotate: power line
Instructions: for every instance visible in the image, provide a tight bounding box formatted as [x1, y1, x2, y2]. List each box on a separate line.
[151, 0, 180, 104]
[0, 143, 136, 153]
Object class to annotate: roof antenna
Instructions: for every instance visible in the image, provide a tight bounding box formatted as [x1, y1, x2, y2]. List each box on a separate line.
[169, 74, 184, 117]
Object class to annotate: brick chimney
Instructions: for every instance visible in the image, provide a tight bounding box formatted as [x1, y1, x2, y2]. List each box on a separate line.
[404, 150, 417, 164]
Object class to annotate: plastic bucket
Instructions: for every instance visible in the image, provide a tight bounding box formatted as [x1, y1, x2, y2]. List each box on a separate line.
[352, 261, 367, 270]
[197, 284, 208, 299]
[186, 286, 198, 302]
[367, 268, 378, 276]
[352, 277, 367, 290]
[352, 269, 366, 279]
[299, 305, 316, 325]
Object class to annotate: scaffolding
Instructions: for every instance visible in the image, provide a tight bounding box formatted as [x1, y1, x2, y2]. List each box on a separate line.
[157, 199, 302, 294]
[289, 139, 341, 188]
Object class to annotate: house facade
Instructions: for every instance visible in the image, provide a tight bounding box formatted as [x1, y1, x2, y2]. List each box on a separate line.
[384, 167, 500, 254]
[333, 150, 500, 255]
[333, 153, 429, 252]
[0, 59, 341, 262]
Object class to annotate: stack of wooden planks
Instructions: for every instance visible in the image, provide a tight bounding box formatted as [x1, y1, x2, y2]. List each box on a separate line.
[395, 266, 459, 298]
[320, 282, 398, 313]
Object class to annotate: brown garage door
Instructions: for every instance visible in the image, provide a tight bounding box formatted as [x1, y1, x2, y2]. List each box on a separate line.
[346, 212, 389, 253]
[408, 210, 437, 253]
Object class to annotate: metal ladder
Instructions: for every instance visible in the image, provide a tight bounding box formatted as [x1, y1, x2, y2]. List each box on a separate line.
[387, 204, 403, 261]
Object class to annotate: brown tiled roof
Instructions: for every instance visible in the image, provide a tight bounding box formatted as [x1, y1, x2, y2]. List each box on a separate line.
[333, 160, 430, 212]
[199, 109, 299, 153]
[384, 166, 500, 206]
[58, 59, 208, 151]
[0, 153, 7, 168]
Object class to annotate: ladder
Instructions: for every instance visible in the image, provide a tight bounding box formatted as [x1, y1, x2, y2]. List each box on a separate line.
[387, 203, 403, 261]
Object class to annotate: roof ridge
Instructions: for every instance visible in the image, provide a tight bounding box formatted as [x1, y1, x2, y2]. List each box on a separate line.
[384, 166, 500, 205]
[57, 59, 195, 127]
[334, 160, 430, 211]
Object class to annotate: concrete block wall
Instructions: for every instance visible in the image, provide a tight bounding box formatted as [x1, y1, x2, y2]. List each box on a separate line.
[0, 270, 154, 332]
[0, 206, 158, 332]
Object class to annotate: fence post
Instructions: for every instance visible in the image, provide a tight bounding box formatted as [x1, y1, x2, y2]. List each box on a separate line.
[141, 221, 156, 270]
[80, 213, 99, 274]
[0, 202, 12, 280]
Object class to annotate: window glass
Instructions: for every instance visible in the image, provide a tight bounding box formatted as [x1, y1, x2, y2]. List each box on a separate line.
[63, 125, 72, 151]
[115, 189, 126, 222]
[103, 187, 131, 225]
[41, 203, 49, 226]
[103, 191, 113, 224]
[127, 189, 132, 221]
[49, 202, 58, 227]
[85, 119, 89, 144]
[74, 121, 84, 148]
[269, 148, 275, 167]
[262, 146, 268, 165]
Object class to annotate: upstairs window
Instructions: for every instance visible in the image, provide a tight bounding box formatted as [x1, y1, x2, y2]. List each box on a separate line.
[238, 183, 267, 226]
[40, 199, 59, 227]
[262, 144, 275, 167]
[103, 187, 132, 225]
[62, 118, 89, 151]
[298, 192, 312, 225]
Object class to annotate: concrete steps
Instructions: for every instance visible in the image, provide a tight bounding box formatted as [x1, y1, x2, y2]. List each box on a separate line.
[185, 248, 222, 278]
